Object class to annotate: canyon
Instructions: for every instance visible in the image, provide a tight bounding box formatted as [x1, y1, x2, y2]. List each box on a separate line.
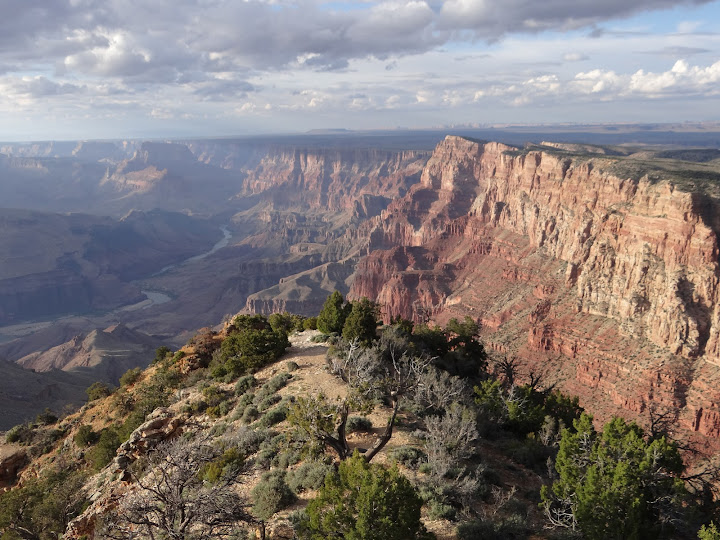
[2, 127, 720, 453]
[350, 136, 720, 450]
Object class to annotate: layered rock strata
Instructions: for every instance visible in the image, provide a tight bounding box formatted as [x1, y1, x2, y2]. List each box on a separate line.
[351, 136, 720, 445]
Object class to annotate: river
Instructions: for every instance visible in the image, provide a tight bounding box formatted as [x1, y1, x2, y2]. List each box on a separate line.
[137, 225, 232, 309]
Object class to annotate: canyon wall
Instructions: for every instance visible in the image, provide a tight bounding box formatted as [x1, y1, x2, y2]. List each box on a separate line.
[239, 147, 429, 214]
[236, 147, 430, 315]
[351, 136, 720, 445]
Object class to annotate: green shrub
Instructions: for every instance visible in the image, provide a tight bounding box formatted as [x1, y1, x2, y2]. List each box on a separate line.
[220, 318, 290, 377]
[342, 297, 379, 344]
[287, 460, 335, 493]
[87, 428, 122, 471]
[258, 394, 282, 412]
[251, 469, 296, 522]
[35, 408, 58, 425]
[317, 291, 350, 334]
[152, 366, 182, 390]
[234, 375, 258, 396]
[188, 400, 208, 415]
[286, 361, 299, 372]
[207, 400, 232, 418]
[389, 446, 427, 469]
[5, 424, 33, 445]
[699, 522, 720, 540]
[74, 425, 98, 447]
[211, 364, 228, 379]
[241, 406, 260, 424]
[0, 468, 88, 539]
[233, 428, 271, 457]
[273, 449, 302, 469]
[199, 447, 245, 483]
[298, 452, 434, 539]
[269, 312, 300, 334]
[427, 499, 455, 520]
[311, 334, 330, 343]
[153, 346, 172, 364]
[257, 405, 287, 428]
[262, 373, 293, 394]
[120, 367, 143, 387]
[457, 515, 527, 539]
[86, 381, 113, 401]
[303, 317, 318, 331]
[346, 416, 373, 433]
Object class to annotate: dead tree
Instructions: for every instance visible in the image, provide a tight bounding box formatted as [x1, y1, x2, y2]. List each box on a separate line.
[99, 435, 252, 539]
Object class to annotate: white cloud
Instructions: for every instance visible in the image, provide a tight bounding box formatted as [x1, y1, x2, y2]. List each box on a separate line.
[0, 0, 718, 137]
[563, 52, 588, 62]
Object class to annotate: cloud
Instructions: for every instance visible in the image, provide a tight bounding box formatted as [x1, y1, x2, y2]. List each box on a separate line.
[438, 0, 713, 38]
[642, 46, 711, 56]
[628, 59, 720, 95]
[0, 0, 718, 137]
[563, 52, 588, 62]
[468, 59, 720, 107]
[193, 79, 256, 101]
[0, 0, 712, 81]
[0, 75, 83, 97]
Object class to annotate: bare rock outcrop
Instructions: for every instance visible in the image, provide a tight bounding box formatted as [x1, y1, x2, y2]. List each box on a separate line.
[0, 448, 27, 491]
[113, 408, 185, 474]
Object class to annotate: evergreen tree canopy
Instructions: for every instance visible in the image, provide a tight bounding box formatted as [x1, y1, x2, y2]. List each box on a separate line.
[342, 297, 380, 344]
[542, 413, 686, 540]
[298, 452, 434, 540]
[317, 291, 350, 334]
[219, 314, 290, 376]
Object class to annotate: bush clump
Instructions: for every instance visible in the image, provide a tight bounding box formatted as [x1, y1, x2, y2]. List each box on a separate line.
[35, 408, 58, 425]
[74, 425, 98, 447]
[258, 394, 282, 412]
[86, 428, 122, 471]
[5, 424, 34, 445]
[219, 315, 290, 378]
[389, 446, 427, 469]
[199, 447, 245, 483]
[234, 375, 258, 396]
[257, 405, 288, 428]
[241, 406, 260, 424]
[303, 317, 318, 331]
[287, 460, 335, 493]
[251, 469, 297, 523]
[346, 416, 373, 433]
[119, 367, 143, 387]
[86, 381, 113, 401]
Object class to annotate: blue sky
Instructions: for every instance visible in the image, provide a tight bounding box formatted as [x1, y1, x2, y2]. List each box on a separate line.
[0, 0, 718, 140]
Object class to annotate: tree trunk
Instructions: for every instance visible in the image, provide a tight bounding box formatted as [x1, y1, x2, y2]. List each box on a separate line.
[364, 398, 400, 462]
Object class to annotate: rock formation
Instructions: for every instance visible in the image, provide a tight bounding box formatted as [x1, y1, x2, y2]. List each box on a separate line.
[351, 136, 720, 446]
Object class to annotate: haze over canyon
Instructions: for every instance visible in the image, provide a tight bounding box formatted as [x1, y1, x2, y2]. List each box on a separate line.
[0, 125, 718, 455]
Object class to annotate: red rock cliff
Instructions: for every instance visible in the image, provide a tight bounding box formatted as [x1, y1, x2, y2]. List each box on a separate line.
[351, 135, 720, 446]
[240, 147, 429, 215]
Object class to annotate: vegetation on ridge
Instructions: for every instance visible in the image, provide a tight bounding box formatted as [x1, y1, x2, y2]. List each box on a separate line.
[1, 292, 719, 539]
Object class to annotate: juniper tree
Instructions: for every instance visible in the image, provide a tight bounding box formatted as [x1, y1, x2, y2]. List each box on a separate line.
[297, 452, 434, 540]
[541, 413, 687, 540]
[317, 291, 350, 334]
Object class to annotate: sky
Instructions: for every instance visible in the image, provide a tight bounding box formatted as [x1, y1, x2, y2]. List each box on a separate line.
[0, 0, 719, 140]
